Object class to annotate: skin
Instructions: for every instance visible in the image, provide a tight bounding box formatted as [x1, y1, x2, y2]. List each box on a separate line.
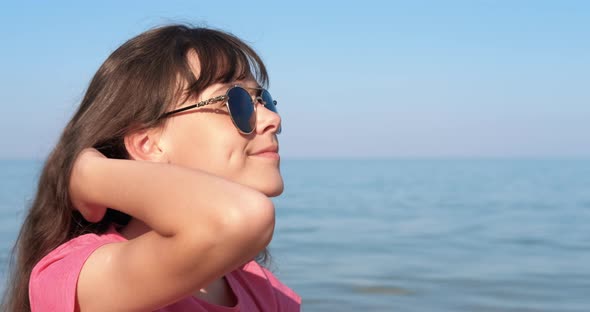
[69, 53, 283, 311]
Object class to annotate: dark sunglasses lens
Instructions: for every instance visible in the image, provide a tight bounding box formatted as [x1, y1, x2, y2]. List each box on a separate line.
[261, 90, 277, 113]
[261, 90, 281, 134]
[227, 87, 255, 133]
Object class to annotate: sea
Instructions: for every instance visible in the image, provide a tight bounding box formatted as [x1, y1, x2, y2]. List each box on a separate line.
[1, 159, 589, 311]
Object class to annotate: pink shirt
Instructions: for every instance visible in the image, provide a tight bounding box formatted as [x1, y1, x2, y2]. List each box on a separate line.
[29, 227, 301, 312]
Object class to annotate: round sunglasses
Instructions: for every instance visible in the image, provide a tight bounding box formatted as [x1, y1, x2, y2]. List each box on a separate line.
[159, 85, 281, 134]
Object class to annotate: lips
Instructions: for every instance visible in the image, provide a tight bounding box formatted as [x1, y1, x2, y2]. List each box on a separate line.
[250, 145, 280, 160]
[250, 145, 278, 155]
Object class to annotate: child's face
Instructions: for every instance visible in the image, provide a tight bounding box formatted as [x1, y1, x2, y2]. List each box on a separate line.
[156, 76, 283, 197]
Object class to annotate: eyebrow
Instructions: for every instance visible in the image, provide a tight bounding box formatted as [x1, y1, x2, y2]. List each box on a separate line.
[213, 84, 264, 97]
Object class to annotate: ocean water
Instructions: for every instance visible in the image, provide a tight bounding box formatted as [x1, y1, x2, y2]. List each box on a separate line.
[1, 159, 589, 311]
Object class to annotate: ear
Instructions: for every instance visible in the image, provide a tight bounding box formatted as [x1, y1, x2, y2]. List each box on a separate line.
[124, 128, 169, 163]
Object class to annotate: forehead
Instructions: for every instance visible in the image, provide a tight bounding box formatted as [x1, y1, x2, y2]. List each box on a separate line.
[184, 50, 261, 94]
[186, 50, 202, 78]
[205, 79, 262, 96]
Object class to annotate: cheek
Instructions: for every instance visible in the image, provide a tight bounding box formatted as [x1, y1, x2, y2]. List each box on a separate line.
[165, 118, 249, 177]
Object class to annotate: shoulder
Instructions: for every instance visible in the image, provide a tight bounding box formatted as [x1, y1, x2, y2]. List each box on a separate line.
[234, 261, 301, 310]
[29, 228, 125, 312]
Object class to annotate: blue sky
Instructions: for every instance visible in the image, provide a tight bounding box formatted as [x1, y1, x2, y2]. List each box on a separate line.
[1, 0, 588, 158]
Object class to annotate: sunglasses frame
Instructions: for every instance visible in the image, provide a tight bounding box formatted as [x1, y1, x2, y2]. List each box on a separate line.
[159, 85, 279, 134]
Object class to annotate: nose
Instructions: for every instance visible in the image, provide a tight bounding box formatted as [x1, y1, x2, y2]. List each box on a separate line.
[255, 100, 281, 135]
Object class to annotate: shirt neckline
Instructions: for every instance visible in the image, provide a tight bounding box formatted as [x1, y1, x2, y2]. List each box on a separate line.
[189, 274, 241, 311]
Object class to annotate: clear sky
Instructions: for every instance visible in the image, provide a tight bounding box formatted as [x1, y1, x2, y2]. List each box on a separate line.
[1, 0, 588, 159]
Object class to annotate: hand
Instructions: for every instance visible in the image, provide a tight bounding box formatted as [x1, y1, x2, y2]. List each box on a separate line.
[69, 148, 108, 222]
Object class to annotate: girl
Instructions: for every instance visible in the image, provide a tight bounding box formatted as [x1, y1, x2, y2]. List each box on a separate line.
[1, 24, 300, 311]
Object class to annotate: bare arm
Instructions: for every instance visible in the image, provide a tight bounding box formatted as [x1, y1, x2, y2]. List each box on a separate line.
[70, 149, 275, 312]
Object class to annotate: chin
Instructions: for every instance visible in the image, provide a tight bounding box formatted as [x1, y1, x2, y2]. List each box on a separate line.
[236, 167, 284, 197]
[252, 178, 284, 197]
[265, 182, 284, 197]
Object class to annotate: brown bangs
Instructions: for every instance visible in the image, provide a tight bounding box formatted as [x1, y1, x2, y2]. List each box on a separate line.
[172, 27, 269, 103]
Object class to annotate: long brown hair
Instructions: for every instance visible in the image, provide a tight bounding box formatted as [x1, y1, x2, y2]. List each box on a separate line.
[1, 24, 270, 312]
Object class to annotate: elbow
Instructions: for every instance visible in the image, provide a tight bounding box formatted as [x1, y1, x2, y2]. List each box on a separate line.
[173, 192, 275, 267]
[223, 192, 276, 250]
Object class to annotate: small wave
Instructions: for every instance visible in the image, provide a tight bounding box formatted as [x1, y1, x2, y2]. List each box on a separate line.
[352, 285, 415, 296]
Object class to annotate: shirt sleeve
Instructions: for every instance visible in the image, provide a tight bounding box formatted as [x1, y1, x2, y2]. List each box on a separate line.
[28, 235, 117, 312]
